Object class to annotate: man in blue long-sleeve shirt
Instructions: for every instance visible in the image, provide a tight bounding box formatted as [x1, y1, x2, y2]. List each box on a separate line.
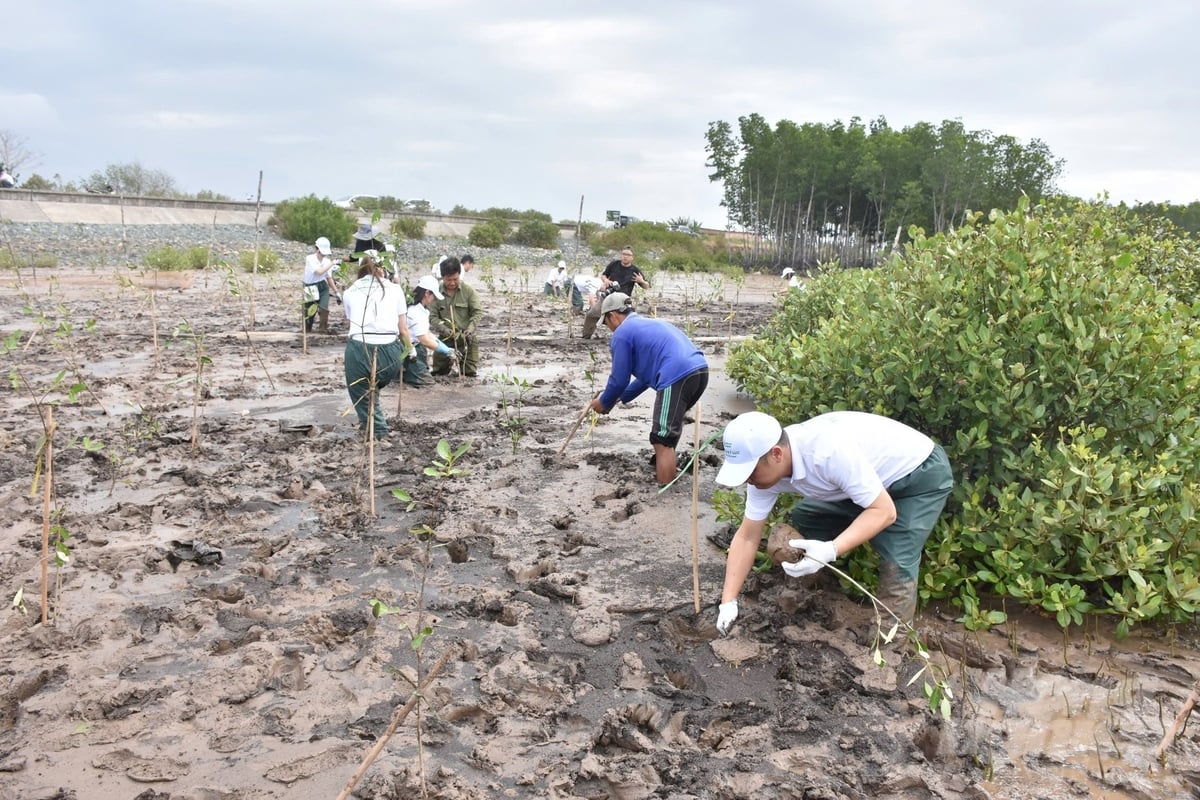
[589, 293, 709, 484]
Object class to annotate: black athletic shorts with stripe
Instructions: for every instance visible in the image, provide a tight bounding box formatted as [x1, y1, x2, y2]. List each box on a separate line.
[649, 368, 709, 448]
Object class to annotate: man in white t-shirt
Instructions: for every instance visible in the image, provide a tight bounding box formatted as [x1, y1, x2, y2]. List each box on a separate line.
[544, 261, 569, 296]
[713, 410, 953, 633]
[572, 273, 601, 315]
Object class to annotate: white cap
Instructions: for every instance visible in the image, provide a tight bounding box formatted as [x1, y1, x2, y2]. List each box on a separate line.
[557, 260, 566, 269]
[315, 237, 332, 255]
[781, 267, 795, 278]
[416, 274, 444, 299]
[715, 411, 782, 486]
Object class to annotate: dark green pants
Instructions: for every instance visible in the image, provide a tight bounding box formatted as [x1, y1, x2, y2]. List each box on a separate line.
[403, 342, 436, 388]
[790, 444, 953, 620]
[432, 333, 478, 377]
[344, 338, 401, 436]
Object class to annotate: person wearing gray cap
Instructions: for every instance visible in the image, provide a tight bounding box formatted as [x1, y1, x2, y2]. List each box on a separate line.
[587, 293, 708, 484]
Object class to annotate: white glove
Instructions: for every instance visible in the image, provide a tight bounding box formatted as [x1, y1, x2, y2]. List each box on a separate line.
[716, 600, 738, 635]
[782, 539, 838, 578]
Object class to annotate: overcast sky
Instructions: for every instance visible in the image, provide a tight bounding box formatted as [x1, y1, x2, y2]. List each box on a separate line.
[5, 1, 1197, 227]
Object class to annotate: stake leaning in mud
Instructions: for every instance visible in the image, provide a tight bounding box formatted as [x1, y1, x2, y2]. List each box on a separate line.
[557, 396, 596, 456]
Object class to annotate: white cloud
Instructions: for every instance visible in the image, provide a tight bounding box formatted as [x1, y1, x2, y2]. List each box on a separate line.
[3, 0, 1197, 223]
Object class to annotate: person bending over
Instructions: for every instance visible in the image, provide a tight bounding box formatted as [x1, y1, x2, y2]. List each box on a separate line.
[588, 293, 708, 484]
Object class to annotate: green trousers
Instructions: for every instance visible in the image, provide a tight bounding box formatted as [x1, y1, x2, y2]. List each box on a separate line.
[343, 338, 402, 437]
[790, 444, 953, 620]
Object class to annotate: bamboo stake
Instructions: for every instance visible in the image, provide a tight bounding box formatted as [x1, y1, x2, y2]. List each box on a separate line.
[1154, 683, 1199, 765]
[40, 406, 53, 627]
[335, 643, 459, 800]
[368, 350, 377, 518]
[249, 170, 263, 329]
[690, 402, 701, 613]
[557, 398, 594, 456]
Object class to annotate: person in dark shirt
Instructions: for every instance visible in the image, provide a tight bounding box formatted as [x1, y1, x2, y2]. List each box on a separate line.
[581, 247, 649, 338]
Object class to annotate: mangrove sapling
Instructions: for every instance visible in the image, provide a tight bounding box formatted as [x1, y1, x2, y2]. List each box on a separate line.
[218, 263, 277, 391]
[492, 373, 531, 453]
[18, 300, 109, 414]
[169, 321, 211, 453]
[822, 559, 955, 721]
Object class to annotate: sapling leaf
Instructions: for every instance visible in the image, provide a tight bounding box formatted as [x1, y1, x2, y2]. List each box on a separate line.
[906, 665, 928, 687]
[871, 647, 885, 667]
[11, 587, 26, 614]
[369, 598, 404, 618]
[882, 622, 899, 643]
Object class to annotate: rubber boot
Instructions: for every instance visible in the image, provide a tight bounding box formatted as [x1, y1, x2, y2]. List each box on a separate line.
[877, 561, 918, 627]
[581, 306, 599, 339]
[318, 309, 330, 334]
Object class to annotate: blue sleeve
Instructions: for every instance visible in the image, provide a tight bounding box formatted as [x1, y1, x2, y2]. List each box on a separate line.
[598, 335, 633, 410]
[619, 378, 649, 404]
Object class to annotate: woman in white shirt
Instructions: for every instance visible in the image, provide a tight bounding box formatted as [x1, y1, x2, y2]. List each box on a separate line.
[302, 236, 338, 333]
[403, 275, 457, 388]
[341, 256, 411, 439]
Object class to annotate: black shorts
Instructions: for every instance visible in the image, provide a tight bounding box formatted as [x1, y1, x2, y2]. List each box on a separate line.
[649, 368, 709, 447]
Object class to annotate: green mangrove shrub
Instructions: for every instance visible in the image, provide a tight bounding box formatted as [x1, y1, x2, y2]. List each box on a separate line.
[727, 197, 1200, 635]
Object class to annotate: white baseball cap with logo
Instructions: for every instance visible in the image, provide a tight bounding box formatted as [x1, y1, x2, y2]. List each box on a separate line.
[715, 411, 783, 486]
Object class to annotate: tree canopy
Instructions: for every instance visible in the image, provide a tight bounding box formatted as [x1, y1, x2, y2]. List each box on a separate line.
[705, 115, 1064, 266]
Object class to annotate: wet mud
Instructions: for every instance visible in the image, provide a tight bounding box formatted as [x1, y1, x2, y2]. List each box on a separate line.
[0, 262, 1197, 799]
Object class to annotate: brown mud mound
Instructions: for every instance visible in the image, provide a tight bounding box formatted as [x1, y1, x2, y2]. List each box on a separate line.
[0, 263, 1197, 799]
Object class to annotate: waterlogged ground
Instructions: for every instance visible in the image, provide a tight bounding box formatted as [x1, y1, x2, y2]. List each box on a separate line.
[0, 255, 1198, 799]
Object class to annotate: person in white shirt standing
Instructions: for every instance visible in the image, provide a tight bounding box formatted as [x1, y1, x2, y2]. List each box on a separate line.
[713, 410, 953, 633]
[341, 256, 411, 440]
[303, 236, 339, 333]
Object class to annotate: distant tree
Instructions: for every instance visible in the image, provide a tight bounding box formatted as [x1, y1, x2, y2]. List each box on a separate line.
[271, 195, 357, 248]
[85, 162, 179, 196]
[20, 173, 54, 190]
[511, 219, 560, 249]
[705, 113, 1063, 268]
[1128, 200, 1200, 236]
[194, 189, 232, 201]
[0, 129, 39, 180]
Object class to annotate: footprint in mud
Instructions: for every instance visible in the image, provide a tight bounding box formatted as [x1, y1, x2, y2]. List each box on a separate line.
[92, 748, 190, 782]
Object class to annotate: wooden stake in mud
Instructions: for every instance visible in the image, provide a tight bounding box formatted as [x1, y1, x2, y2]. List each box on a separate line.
[40, 406, 54, 626]
[1154, 683, 1199, 765]
[335, 643, 460, 800]
[557, 397, 595, 456]
[690, 401, 701, 613]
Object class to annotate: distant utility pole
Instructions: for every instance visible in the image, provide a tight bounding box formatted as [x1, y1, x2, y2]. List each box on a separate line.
[575, 194, 584, 266]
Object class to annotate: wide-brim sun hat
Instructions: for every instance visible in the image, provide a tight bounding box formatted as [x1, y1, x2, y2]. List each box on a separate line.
[715, 411, 782, 486]
[416, 274, 444, 299]
[354, 222, 380, 240]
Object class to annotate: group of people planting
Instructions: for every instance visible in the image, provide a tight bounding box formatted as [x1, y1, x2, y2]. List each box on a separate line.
[300, 225, 481, 440]
[303, 231, 955, 632]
